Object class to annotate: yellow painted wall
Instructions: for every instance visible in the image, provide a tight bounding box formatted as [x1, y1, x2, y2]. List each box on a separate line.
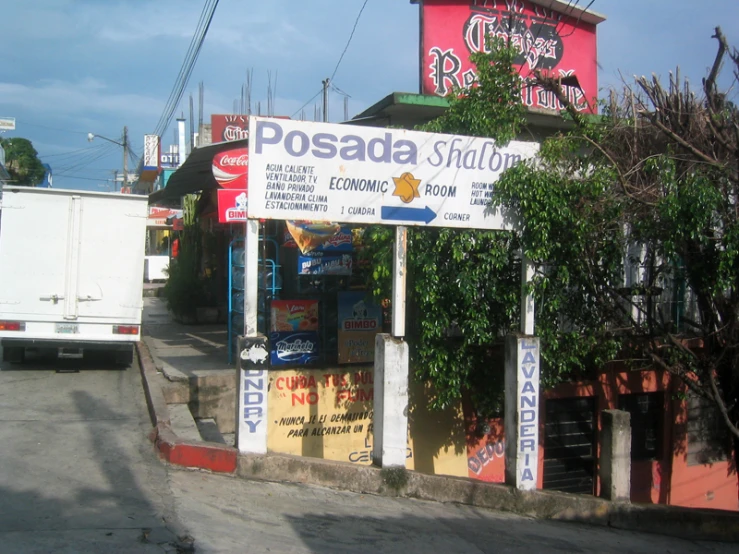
[267, 367, 467, 477]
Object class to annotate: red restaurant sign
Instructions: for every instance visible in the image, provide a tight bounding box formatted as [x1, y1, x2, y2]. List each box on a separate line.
[218, 189, 248, 223]
[420, 0, 601, 112]
[212, 147, 249, 189]
[211, 114, 250, 143]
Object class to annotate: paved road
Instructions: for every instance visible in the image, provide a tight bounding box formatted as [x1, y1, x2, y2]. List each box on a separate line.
[0, 349, 187, 553]
[168, 470, 736, 554]
[1, 348, 736, 553]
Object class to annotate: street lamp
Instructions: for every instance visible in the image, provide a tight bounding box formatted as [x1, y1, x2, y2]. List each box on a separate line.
[88, 126, 129, 192]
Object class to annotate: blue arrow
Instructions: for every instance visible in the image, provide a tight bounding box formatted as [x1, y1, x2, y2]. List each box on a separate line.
[381, 205, 437, 224]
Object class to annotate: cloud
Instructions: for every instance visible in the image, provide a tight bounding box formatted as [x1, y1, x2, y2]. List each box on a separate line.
[0, 78, 163, 119]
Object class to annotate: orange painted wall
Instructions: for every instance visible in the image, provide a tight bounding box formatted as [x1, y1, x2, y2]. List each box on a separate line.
[530, 368, 738, 511]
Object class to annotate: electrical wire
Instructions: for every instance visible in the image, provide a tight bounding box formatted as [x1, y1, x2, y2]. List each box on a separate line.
[152, 0, 220, 141]
[291, 88, 323, 119]
[330, 0, 370, 82]
[291, 0, 370, 119]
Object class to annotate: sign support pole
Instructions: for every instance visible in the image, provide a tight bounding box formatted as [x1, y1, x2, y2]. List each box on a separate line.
[520, 254, 535, 335]
[236, 218, 268, 454]
[392, 226, 407, 338]
[373, 225, 410, 468]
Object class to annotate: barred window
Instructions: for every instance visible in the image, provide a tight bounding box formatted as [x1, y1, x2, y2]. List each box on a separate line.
[618, 392, 664, 461]
[687, 393, 729, 466]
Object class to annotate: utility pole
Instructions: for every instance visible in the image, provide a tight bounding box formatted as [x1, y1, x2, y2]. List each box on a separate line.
[322, 78, 330, 123]
[122, 126, 128, 193]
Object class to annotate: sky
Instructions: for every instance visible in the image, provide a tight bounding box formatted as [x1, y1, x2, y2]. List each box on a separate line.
[0, 0, 737, 192]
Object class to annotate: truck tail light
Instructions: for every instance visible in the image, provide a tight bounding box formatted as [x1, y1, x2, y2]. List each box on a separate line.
[113, 325, 139, 335]
[0, 321, 26, 331]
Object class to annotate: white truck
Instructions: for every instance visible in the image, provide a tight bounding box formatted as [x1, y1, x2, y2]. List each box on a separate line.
[0, 187, 149, 364]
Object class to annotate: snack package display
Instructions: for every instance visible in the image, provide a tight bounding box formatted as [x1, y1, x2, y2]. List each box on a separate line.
[283, 225, 354, 252]
[269, 331, 320, 366]
[298, 252, 353, 275]
[271, 300, 319, 332]
[285, 221, 341, 254]
[337, 291, 382, 364]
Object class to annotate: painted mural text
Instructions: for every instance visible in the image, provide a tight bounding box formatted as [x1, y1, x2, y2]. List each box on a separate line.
[518, 341, 539, 485]
[243, 369, 266, 433]
[468, 439, 505, 476]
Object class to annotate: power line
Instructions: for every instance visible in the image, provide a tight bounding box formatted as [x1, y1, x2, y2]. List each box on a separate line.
[330, 0, 370, 82]
[291, 88, 323, 119]
[291, 0, 370, 120]
[152, 0, 220, 140]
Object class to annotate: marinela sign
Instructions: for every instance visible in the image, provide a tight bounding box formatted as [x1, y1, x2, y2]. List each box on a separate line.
[418, 0, 604, 112]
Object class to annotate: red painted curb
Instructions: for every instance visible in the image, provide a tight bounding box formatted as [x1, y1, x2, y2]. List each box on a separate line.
[137, 341, 238, 474]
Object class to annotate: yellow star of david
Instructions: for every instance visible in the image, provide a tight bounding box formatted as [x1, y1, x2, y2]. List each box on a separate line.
[392, 172, 422, 204]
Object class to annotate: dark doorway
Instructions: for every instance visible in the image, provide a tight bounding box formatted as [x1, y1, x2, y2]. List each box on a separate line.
[543, 396, 597, 494]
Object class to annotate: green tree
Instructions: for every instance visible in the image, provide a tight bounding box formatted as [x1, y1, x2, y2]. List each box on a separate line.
[492, 28, 739, 451]
[0, 137, 45, 186]
[365, 27, 739, 466]
[363, 39, 527, 416]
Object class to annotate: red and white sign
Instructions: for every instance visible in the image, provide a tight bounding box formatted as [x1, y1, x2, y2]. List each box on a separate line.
[212, 147, 249, 189]
[218, 189, 248, 223]
[420, 0, 600, 112]
[211, 114, 250, 143]
[148, 207, 181, 227]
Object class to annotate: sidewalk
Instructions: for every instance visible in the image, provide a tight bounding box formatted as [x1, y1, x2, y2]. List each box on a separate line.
[135, 296, 739, 543]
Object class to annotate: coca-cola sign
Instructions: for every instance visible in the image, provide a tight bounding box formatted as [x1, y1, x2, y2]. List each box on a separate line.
[212, 147, 248, 189]
[211, 114, 249, 143]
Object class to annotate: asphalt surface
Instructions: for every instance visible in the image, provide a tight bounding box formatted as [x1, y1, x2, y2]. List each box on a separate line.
[1, 347, 737, 553]
[0, 348, 187, 553]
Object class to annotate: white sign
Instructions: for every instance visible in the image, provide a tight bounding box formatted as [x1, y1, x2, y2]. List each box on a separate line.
[0, 118, 16, 131]
[247, 117, 538, 229]
[505, 336, 540, 491]
[238, 368, 268, 454]
[143, 134, 159, 170]
[160, 152, 180, 168]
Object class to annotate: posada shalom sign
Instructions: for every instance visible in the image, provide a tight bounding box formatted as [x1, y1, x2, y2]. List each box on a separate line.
[247, 117, 538, 230]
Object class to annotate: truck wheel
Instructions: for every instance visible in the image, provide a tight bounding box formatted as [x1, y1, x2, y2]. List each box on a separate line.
[2, 347, 25, 364]
[114, 347, 134, 367]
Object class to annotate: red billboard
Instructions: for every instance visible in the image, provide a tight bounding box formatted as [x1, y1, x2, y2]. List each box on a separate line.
[211, 114, 249, 143]
[212, 147, 248, 189]
[420, 0, 600, 112]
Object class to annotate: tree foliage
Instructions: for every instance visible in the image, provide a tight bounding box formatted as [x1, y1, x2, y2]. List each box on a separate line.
[364, 27, 739, 454]
[0, 137, 45, 186]
[494, 27, 739, 445]
[363, 40, 527, 415]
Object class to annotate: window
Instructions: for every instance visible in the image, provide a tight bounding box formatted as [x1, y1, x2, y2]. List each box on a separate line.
[618, 392, 664, 461]
[687, 393, 729, 466]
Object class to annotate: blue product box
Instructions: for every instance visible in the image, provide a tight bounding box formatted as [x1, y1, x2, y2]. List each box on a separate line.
[298, 252, 353, 275]
[269, 331, 320, 366]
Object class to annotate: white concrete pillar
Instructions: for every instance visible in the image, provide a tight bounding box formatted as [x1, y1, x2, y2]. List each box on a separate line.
[505, 335, 540, 491]
[600, 409, 631, 502]
[236, 219, 268, 454]
[373, 333, 409, 467]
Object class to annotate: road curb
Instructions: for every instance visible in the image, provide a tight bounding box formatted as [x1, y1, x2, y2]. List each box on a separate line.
[135, 340, 238, 474]
[236, 453, 739, 542]
[135, 339, 739, 542]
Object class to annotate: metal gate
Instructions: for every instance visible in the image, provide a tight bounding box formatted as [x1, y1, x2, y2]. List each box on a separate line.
[543, 397, 596, 494]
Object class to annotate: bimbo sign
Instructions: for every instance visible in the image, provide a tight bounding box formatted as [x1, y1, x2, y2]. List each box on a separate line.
[419, 0, 601, 112]
[217, 189, 248, 223]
